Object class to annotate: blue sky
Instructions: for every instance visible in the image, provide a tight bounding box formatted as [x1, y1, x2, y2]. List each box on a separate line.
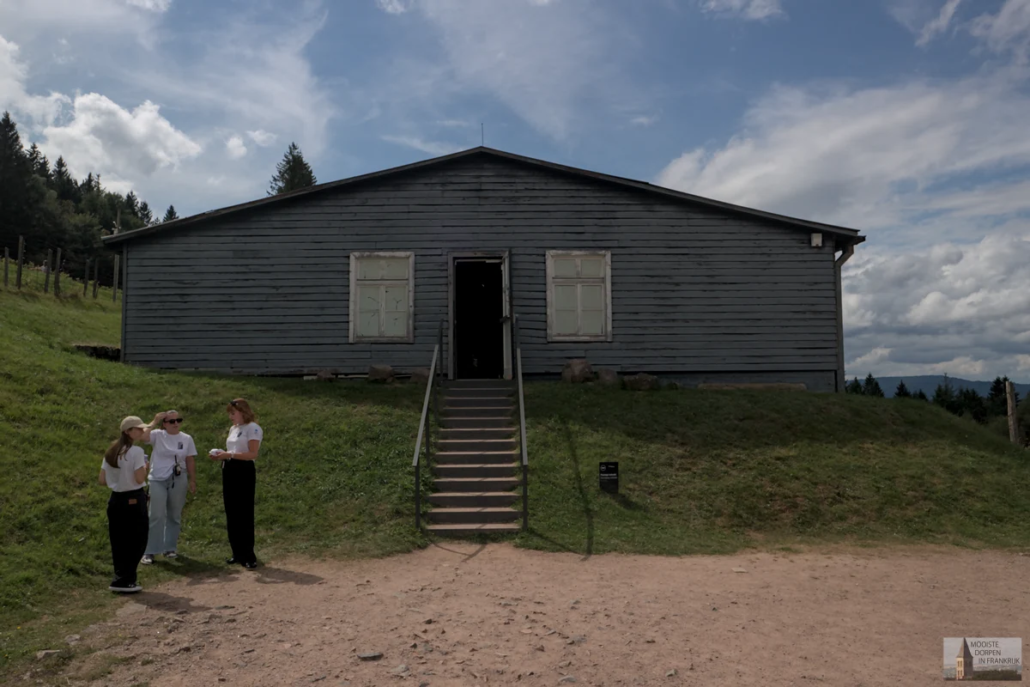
[1, 0, 1029, 382]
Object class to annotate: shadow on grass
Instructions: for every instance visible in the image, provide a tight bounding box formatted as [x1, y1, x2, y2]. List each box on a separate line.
[559, 416, 593, 561]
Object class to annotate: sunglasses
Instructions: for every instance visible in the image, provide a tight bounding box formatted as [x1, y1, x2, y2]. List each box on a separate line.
[164, 418, 183, 424]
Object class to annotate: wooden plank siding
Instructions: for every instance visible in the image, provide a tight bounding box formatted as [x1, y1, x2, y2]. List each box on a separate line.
[121, 156, 841, 390]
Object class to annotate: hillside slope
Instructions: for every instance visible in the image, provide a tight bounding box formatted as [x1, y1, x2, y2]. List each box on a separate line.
[2, 271, 1029, 675]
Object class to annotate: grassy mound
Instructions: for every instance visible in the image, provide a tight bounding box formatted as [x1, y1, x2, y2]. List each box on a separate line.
[1, 267, 1028, 676]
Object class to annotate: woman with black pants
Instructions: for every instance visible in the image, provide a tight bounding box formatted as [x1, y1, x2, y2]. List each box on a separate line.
[100, 415, 161, 593]
[210, 398, 263, 569]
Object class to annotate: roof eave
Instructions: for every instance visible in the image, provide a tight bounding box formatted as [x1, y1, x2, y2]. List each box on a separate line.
[102, 146, 865, 247]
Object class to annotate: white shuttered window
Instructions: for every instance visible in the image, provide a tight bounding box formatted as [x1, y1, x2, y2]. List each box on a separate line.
[545, 250, 612, 342]
[349, 252, 415, 343]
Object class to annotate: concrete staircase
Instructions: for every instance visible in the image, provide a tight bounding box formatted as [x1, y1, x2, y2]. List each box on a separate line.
[425, 379, 522, 534]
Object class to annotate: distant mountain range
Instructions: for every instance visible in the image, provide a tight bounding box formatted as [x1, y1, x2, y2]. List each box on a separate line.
[869, 375, 1030, 399]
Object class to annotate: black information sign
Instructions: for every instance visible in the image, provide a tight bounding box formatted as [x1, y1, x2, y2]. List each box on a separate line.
[599, 462, 619, 494]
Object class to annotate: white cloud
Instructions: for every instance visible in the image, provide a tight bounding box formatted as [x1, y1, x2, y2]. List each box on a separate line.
[0, 36, 70, 128]
[125, 0, 172, 11]
[971, 0, 1030, 62]
[246, 129, 277, 146]
[133, 7, 335, 155]
[226, 135, 247, 159]
[376, 0, 414, 13]
[844, 232, 1030, 381]
[382, 134, 462, 156]
[381, 0, 641, 140]
[631, 114, 659, 127]
[699, 0, 784, 21]
[654, 74, 1030, 234]
[41, 93, 202, 183]
[916, 0, 964, 46]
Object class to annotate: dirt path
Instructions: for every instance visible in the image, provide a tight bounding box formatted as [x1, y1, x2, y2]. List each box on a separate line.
[54, 543, 1027, 686]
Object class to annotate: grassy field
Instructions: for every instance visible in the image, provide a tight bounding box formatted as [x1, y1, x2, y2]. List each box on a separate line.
[1, 266, 1028, 679]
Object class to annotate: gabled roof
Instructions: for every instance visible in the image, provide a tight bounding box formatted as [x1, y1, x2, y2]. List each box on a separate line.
[103, 146, 865, 247]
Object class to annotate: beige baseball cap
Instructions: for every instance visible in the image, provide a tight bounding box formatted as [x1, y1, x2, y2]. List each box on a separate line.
[120, 416, 148, 432]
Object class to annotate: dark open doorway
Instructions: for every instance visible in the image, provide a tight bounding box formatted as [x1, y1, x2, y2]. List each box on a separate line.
[454, 259, 505, 379]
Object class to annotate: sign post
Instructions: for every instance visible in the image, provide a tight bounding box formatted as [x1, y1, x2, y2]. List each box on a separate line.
[599, 462, 619, 494]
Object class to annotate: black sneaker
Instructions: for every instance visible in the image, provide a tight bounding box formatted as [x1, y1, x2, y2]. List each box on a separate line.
[109, 582, 142, 593]
[243, 561, 258, 570]
[226, 557, 240, 565]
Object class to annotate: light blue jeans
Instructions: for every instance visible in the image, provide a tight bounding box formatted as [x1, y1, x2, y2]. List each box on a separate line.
[145, 476, 188, 555]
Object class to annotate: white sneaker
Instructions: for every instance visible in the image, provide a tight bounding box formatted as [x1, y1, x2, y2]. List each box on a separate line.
[109, 583, 143, 593]
[164, 551, 177, 559]
[141, 555, 154, 565]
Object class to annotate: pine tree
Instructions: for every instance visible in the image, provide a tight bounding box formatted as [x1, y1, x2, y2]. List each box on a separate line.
[268, 142, 316, 196]
[863, 373, 885, 398]
[0, 111, 35, 254]
[957, 387, 988, 424]
[914, 390, 929, 401]
[52, 156, 78, 203]
[124, 191, 140, 219]
[894, 381, 911, 398]
[987, 377, 1009, 417]
[138, 201, 154, 225]
[932, 375, 959, 414]
[163, 205, 179, 222]
[846, 377, 864, 395]
[27, 143, 43, 174]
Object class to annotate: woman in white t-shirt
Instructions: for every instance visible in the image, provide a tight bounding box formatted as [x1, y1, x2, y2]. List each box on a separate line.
[99, 415, 163, 593]
[142, 409, 198, 565]
[210, 398, 263, 570]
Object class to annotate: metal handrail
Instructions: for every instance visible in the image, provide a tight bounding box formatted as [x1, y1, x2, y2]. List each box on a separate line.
[513, 314, 529, 531]
[413, 320, 445, 530]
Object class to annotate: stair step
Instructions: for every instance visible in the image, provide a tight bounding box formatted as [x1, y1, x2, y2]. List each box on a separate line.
[442, 387, 514, 397]
[425, 523, 521, 534]
[428, 492, 519, 508]
[432, 450, 520, 465]
[447, 380, 514, 388]
[426, 507, 520, 524]
[441, 417, 515, 430]
[437, 438, 517, 453]
[433, 463, 519, 478]
[433, 477, 520, 492]
[442, 407, 513, 418]
[443, 397, 513, 408]
[439, 428, 517, 441]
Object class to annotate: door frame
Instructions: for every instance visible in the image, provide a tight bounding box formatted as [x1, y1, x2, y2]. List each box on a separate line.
[448, 250, 512, 381]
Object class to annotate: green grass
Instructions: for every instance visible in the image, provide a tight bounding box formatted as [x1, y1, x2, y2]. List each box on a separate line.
[515, 384, 1030, 555]
[2, 265, 1029, 679]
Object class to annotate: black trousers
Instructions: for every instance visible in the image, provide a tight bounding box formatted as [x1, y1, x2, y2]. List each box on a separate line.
[107, 488, 149, 586]
[222, 460, 256, 564]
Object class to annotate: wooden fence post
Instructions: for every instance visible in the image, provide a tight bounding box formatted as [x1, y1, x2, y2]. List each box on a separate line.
[83, 259, 90, 297]
[92, 259, 100, 299]
[53, 249, 62, 296]
[112, 255, 120, 303]
[3, 247, 8, 288]
[16, 235, 24, 290]
[1007, 381, 1019, 445]
[43, 249, 53, 293]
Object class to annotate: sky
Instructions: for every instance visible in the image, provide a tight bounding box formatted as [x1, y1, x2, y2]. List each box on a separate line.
[1, 0, 1028, 383]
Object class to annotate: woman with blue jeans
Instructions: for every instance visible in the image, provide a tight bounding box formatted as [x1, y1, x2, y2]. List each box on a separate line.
[142, 410, 197, 564]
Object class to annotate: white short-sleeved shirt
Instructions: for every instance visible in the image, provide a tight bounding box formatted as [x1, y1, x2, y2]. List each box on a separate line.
[147, 429, 197, 481]
[227, 422, 263, 458]
[101, 446, 148, 492]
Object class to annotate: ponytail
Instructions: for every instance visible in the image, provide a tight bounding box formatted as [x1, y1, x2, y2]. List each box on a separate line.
[104, 432, 134, 468]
